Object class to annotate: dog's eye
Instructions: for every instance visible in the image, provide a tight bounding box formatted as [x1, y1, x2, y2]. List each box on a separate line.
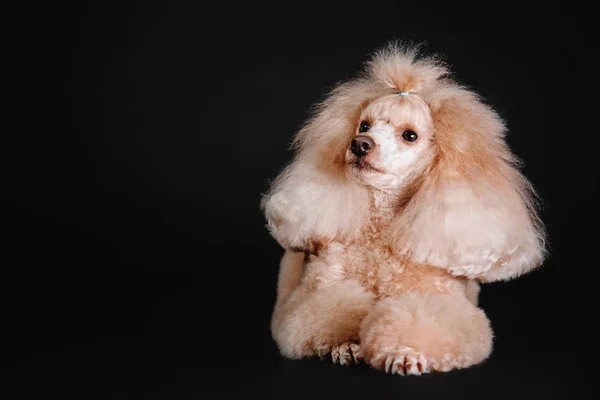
[359, 121, 370, 133]
[402, 130, 418, 142]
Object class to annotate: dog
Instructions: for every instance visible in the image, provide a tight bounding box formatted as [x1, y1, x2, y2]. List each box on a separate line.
[260, 43, 546, 375]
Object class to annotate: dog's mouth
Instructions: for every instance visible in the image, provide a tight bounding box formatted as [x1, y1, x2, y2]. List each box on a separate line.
[352, 158, 385, 174]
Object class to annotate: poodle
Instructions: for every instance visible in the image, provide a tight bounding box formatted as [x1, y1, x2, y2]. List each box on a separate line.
[260, 43, 546, 375]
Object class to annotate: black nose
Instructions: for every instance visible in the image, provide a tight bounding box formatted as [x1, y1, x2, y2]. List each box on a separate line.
[351, 135, 374, 157]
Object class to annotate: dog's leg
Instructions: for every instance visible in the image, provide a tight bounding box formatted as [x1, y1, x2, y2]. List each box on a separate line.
[359, 293, 493, 375]
[272, 250, 306, 315]
[271, 278, 374, 364]
[465, 279, 481, 306]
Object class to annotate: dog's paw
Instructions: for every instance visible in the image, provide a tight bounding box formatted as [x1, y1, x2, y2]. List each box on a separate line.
[318, 343, 362, 366]
[384, 346, 429, 376]
[333, 343, 362, 366]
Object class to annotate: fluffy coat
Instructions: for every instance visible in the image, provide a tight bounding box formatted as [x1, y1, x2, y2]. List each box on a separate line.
[261, 43, 545, 375]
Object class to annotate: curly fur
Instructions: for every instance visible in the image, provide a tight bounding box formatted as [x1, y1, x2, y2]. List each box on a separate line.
[261, 42, 546, 375]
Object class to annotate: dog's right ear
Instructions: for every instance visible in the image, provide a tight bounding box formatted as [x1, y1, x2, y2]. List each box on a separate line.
[260, 79, 379, 252]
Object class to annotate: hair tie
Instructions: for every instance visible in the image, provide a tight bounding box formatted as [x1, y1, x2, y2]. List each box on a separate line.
[398, 91, 411, 97]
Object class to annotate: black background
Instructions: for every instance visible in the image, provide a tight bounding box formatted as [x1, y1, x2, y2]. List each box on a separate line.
[5, 1, 597, 398]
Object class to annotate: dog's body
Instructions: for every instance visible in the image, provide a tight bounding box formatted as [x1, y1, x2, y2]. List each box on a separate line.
[262, 43, 545, 375]
[270, 197, 489, 375]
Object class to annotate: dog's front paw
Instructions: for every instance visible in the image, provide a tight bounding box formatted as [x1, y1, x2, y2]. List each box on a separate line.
[383, 346, 429, 376]
[317, 343, 362, 366]
[332, 343, 362, 366]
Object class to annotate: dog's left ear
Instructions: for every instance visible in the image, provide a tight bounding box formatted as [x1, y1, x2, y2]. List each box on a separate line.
[393, 84, 546, 282]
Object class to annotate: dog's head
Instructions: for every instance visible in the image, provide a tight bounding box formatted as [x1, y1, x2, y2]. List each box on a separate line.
[262, 42, 546, 282]
[345, 92, 435, 192]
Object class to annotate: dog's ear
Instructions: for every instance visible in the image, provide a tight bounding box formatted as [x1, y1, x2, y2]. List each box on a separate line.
[261, 80, 378, 252]
[393, 84, 546, 281]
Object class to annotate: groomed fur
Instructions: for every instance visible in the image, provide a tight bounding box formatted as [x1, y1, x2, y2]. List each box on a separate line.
[261, 42, 546, 374]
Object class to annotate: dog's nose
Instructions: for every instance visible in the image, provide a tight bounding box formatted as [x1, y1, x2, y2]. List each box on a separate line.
[350, 135, 374, 157]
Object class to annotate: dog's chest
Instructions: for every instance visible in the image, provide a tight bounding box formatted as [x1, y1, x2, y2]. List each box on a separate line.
[345, 230, 447, 297]
[310, 227, 459, 299]
[305, 193, 464, 298]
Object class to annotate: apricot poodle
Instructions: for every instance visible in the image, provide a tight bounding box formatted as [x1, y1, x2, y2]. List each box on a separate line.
[261, 43, 545, 375]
